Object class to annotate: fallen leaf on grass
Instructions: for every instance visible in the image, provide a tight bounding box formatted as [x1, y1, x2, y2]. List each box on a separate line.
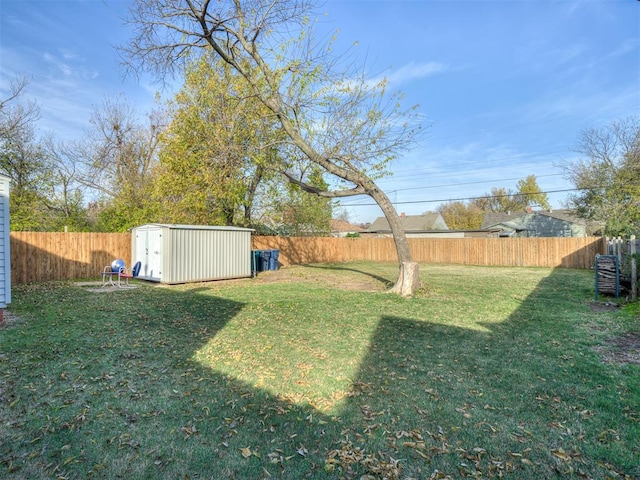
[550, 447, 583, 464]
[551, 448, 571, 462]
[267, 451, 284, 465]
[181, 425, 198, 439]
[240, 447, 253, 458]
[597, 429, 620, 443]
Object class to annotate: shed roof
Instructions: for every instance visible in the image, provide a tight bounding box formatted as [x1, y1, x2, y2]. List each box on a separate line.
[133, 223, 254, 232]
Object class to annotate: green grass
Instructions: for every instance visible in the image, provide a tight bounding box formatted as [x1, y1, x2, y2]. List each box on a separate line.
[1, 263, 638, 479]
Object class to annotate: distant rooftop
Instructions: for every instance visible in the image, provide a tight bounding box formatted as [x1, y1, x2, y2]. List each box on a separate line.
[368, 212, 448, 232]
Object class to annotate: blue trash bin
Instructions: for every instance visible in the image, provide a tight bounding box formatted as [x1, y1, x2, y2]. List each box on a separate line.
[258, 250, 271, 272]
[268, 249, 280, 270]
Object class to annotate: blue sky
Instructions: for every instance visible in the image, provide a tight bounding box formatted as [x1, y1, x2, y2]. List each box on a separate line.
[1, 0, 639, 224]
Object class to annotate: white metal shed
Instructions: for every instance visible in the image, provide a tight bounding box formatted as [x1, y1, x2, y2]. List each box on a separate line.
[131, 224, 253, 284]
[0, 175, 10, 311]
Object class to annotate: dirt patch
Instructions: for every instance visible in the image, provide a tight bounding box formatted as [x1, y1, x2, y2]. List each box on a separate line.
[595, 332, 640, 365]
[252, 266, 389, 292]
[0, 310, 24, 329]
[589, 301, 620, 313]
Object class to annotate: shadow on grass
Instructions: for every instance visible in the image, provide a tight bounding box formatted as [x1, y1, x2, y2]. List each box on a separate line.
[305, 263, 396, 288]
[1, 267, 638, 479]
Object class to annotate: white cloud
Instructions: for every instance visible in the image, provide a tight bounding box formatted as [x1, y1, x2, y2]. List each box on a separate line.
[386, 61, 448, 84]
[607, 37, 640, 60]
[368, 61, 448, 88]
[42, 50, 99, 81]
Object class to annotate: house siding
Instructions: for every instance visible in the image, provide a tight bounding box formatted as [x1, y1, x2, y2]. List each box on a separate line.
[513, 213, 586, 237]
[484, 210, 588, 238]
[0, 175, 10, 307]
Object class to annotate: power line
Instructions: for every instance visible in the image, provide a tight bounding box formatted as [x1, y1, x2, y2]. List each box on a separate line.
[337, 173, 565, 205]
[389, 149, 569, 178]
[337, 187, 583, 208]
[382, 173, 564, 194]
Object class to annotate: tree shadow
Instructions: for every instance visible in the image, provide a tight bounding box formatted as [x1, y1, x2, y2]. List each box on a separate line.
[305, 263, 395, 288]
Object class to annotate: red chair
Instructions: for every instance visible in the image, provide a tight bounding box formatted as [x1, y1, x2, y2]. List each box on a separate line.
[102, 260, 141, 288]
[117, 261, 142, 287]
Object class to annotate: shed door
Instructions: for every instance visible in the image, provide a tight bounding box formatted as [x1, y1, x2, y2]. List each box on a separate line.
[135, 227, 163, 282]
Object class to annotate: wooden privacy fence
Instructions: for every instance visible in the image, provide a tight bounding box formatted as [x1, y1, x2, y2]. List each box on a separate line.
[11, 232, 131, 284]
[252, 236, 606, 270]
[10, 232, 606, 284]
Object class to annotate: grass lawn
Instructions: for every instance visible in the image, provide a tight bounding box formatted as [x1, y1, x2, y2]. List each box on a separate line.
[1, 263, 638, 479]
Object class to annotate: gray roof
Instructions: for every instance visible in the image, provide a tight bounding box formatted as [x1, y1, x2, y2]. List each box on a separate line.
[481, 212, 524, 229]
[535, 209, 587, 225]
[368, 213, 446, 232]
[481, 209, 587, 229]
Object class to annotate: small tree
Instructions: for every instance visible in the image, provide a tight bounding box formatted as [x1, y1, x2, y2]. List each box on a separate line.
[515, 175, 550, 210]
[472, 176, 550, 213]
[437, 201, 484, 230]
[123, 0, 424, 295]
[41, 137, 92, 231]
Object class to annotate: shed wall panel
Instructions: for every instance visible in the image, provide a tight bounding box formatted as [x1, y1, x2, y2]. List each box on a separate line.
[164, 228, 251, 283]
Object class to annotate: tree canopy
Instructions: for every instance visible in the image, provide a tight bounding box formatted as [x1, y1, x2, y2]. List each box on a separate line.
[153, 59, 276, 226]
[436, 201, 484, 230]
[564, 117, 640, 236]
[0, 77, 90, 231]
[438, 175, 550, 229]
[471, 175, 550, 213]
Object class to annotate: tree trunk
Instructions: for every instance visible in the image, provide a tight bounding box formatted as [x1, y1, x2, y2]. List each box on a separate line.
[388, 261, 421, 297]
[369, 187, 421, 296]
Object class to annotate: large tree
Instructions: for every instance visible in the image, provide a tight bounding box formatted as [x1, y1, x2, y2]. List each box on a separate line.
[153, 58, 277, 226]
[41, 137, 92, 231]
[69, 95, 165, 231]
[0, 77, 52, 230]
[564, 117, 640, 236]
[123, 0, 424, 295]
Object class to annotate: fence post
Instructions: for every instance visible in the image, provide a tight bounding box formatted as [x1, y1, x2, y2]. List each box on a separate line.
[615, 236, 623, 262]
[630, 235, 637, 301]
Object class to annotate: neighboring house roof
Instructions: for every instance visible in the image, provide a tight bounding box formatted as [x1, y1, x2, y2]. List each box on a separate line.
[481, 212, 524, 230]
[481, 209, 597, 237]
[482, 209, 587, 229]
[537, 209, 587, 225]
[368, 212, 449, 232]
[330, 219, 365, 233]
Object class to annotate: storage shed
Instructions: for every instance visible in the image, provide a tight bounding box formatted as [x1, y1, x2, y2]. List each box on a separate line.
[131, 224, 253, 284]
[0, 175, 10, 316]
